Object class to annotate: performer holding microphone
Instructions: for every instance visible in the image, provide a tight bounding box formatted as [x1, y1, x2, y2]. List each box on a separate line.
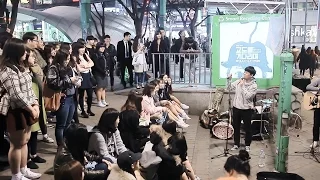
[227, 66, 257, 152]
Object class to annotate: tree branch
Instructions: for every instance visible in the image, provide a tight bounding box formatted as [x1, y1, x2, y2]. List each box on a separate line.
[195, 15, 209, 27]
[142, 11, 149, 38]
[116, 0, 134, 18]
[92, 3, 102, 18]
[91, 15, 101, 38]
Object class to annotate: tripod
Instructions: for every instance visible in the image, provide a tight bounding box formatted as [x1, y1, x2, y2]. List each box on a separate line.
[294, 146, 320, 163]
[211, 78, 233, 159]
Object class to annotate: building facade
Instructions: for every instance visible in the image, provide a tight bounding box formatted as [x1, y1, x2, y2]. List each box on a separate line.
[291, 0, 318, 48]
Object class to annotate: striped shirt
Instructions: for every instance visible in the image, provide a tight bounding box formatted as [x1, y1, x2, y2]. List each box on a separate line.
[0, 66, 38, 115]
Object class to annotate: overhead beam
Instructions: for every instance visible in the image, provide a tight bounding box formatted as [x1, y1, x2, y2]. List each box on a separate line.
[206, 0, 285, 5]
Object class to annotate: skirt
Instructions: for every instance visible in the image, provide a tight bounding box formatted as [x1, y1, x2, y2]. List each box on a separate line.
[95, 75, 108, 89]
[6, 108, 38, 132]
[80, 72, 93, 89]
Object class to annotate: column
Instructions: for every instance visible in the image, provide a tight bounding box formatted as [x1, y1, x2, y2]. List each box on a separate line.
[275, 52, 293, 173]
[80, 0, 91, 39]
[159, 0, 166, 28]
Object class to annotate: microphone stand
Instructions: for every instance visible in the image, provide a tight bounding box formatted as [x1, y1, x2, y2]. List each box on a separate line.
[211, 77, 233, 159]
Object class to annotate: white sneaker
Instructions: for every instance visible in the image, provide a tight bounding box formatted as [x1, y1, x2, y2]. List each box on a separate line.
[176, 119, 189, 128]
[97, 101, 106, 108]
[102, 100, 109, 106]
[42, 135, 54, 143]
[11, 173, 30, 180]
[245, 146, 250, 152]
[310, 141, 319, 148]
[180, 103, 189, 109]
[181, 113, 191, 120]
[21, 168, 41, 179]
[230, 145, 239, 151]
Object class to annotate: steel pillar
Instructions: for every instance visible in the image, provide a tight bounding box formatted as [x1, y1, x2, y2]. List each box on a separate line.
[159, 0, 166, 28]
[275, 0, 293, 172]
[80, 0, 91, 39]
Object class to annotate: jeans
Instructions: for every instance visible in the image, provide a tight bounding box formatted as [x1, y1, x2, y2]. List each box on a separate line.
[55, 96, 75, 146]
[232, 107, 253, 146]
[135, 72, 145, 85]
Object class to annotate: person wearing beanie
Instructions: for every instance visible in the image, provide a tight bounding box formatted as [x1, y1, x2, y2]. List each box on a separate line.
[228, 66, 257, 152]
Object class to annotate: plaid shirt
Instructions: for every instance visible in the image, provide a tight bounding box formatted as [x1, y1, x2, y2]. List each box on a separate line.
[0, 66, 38, 115]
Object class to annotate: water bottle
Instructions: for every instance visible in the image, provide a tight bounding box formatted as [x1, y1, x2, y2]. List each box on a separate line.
[258, 149, 266, 168]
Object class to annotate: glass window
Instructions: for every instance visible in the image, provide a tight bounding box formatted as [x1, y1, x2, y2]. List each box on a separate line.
[291, 25, 317, 43]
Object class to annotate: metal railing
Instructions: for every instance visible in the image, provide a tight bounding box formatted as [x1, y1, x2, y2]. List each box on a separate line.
[151, 53, 212, 86]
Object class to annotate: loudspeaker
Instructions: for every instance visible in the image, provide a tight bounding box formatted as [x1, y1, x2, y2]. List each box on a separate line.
[257, 172, 304, 180]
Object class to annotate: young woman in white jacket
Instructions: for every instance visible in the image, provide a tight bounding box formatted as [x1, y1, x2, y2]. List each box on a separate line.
[132, 36, 148, 89]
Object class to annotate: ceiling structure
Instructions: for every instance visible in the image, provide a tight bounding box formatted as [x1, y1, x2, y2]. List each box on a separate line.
[205, 0, 286, 14]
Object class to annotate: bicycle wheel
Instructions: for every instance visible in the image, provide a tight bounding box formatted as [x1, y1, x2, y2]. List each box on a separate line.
[287, 112, 303, 137]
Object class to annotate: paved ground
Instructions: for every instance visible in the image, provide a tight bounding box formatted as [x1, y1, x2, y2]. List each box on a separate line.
[1, 69, 320, 180]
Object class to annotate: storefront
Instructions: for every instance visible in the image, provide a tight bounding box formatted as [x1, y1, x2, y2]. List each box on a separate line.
[13, 13, 71, 43]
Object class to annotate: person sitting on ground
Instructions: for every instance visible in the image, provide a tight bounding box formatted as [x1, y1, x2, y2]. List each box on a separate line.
[54, 123, 109, 180]
[141, 84, 167, 126]
[157, 78, 190, 120]
[216, 150, 250, 180]
[119, 90, 150, 153]
[54, 160, 84, 180]
[108, 150, 144, 180]
[150, 122, 200, 180]
[150, 80, 189, 128]
[162, 75, 189, 110]
[88, 108, 127, 163]
[149, 123, 188, 180]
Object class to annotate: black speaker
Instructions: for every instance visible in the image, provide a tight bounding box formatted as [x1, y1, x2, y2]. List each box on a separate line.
[257, 172, 304, 180]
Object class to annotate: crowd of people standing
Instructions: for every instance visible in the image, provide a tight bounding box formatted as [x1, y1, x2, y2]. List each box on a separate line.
[0, 28, 253, 180]
[293, 45, 320, 78]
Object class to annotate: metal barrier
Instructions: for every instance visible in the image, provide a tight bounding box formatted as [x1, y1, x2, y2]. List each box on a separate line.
[151, 53, 212, 86]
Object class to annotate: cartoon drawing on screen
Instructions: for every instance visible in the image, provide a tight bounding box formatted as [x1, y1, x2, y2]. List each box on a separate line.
[221, 22, 272, 78]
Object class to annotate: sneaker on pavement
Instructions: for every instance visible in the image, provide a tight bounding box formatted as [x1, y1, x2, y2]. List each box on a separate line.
[97, 101, 106, 108]
[230, 145, 239, 151]
[245, 146, 250, 152]
[42, 135, 54, 143]
[176, 119, 189, 128]
[31, 156, 46, 163]
[310, 141, 319, 148]
[182, 113, 191, 120]
[11, 173, 30, 180]
[21, 168, 41, 179]
[27, 161, 38, 169]
[180, 103, 189, 109]
[102, 100, 109, 106]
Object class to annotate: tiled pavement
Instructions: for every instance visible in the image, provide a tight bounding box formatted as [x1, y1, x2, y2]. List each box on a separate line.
[2, 73, 320, 179]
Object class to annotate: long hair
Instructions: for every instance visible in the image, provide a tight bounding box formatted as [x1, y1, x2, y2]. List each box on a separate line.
[121, 90, 139, 112]
[132, 36, 140, 53]
[64, 123, 89, 165]
[96, 108, 119, 135]
[71, 42, 88, 64]
[0, 38, 27, 72]
[54, 160, 83, 180]
[224, 150, 251, 177]
[43, 44, 55, 64]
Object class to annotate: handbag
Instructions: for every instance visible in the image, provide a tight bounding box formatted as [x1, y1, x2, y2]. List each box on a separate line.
[6, 108, 38, 130]
[43, 81, 61, 111]
[90, 71, 97, 87]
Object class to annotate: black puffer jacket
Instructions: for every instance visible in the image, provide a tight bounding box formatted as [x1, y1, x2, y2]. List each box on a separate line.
[54, 147, 106, 180]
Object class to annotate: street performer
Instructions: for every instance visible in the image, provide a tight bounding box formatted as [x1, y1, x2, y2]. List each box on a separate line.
[227, 66, 257, 152]
[306, 79, 320, 148]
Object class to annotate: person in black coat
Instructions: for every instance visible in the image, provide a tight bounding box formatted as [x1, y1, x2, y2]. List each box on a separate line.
[171, 30, 186, 79]
[117, 32, 133, 88]
[118, 90, 150, 153]
[298, 46, 311, 76]
[104, 35, 117, 91]
[92, 42, 109, 107]
[150, 31, 169, 78]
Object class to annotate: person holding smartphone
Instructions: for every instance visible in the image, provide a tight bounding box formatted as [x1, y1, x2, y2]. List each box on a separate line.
[228, 66, 257, 152]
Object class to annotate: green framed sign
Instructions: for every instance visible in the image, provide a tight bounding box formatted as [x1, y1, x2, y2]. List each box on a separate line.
[212, 14, 284, 89]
